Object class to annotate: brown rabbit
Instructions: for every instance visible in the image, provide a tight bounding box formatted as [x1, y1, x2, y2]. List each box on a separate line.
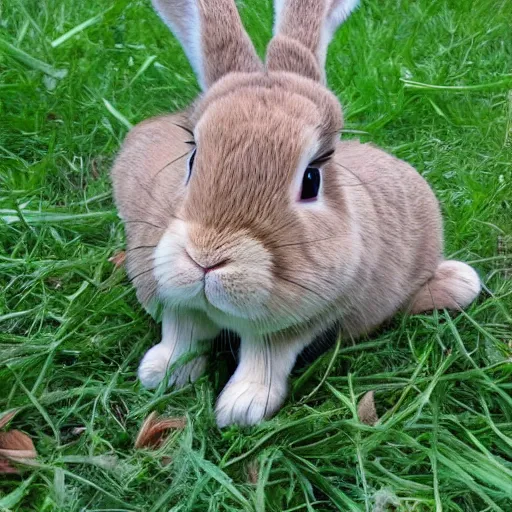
[111, 0, 480, 427]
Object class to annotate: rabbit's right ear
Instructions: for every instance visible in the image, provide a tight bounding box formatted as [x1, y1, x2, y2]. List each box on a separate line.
[152, 0, 263, 90]
[266, 0, 360, 82]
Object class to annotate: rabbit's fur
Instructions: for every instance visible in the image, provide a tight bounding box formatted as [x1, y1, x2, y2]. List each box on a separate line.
[111, 0, 480, 426]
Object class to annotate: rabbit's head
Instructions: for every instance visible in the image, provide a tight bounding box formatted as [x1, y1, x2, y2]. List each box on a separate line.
[116, 0, 360, 334]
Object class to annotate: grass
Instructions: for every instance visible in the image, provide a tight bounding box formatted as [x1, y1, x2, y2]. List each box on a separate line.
[0, 0, 511, 510]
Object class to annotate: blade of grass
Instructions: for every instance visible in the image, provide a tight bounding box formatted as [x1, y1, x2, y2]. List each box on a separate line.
[401, 77, 512, 92]
[0, 475, 35, 508]
[129, 55, 157, 86]
[51, 12, 105, 48]
[102, 99, 133, 130]
[0, 38, 67, 78]
[187, 449, 252, 510]
[0, 209, 117, 225]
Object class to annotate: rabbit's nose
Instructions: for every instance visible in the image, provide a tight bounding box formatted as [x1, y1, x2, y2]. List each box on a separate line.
[185, 250, 228, 274]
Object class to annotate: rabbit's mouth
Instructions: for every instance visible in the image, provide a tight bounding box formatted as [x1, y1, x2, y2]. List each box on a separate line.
[149, 218, 339, 334]
[152, 222, 275, 325]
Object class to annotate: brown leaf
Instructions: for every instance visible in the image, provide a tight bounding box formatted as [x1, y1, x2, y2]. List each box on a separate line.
[0, 430, 37, 474]
[0, 410, 18, 429]
[134, 412, 187, 450]
[109, 251, 126, 269]
[357, 391, 379, 426]
[0, 458, 20, 474]
[0, 430, 37, 459]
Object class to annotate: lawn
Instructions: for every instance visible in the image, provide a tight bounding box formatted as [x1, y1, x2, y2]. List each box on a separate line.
[1, 0, 511, 510]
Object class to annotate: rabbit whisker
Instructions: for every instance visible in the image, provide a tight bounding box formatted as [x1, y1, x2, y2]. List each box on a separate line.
[124, 220, 166, 230]
[134, 175, 157, 202]
[127, 267, 155, 284]
[334, 161, 379, 188]
[125, 244, 158, 253]
[153, 150, 191, 181]
[127, 256, 176, 283]
[275, 274, 325, 302]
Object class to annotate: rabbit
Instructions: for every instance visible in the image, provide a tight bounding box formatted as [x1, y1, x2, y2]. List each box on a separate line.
[111, 0, 481, 427]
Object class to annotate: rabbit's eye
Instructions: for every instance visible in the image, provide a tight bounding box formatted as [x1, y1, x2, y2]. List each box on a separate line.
[186, 148, 196, 184]
[300, 167, 321, 201]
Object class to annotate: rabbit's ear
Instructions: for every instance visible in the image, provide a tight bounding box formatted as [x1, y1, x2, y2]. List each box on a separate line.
[152, 0, 263, 89]
[266, 0, 359, 82]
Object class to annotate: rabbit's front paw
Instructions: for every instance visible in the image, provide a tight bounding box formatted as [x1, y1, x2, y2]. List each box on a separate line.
[138, 343, 172, 389]
[138, 343, 206, 389]
[215, 379, 286, 427]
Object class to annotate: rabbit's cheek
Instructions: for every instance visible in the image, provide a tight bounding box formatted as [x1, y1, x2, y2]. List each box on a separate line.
[153, 229, 204, 302]
[204, 268, 271, 319]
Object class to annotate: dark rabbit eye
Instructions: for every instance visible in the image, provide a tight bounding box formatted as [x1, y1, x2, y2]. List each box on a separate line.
[186, 148, 196, 183]
[300, 167, 321, 200]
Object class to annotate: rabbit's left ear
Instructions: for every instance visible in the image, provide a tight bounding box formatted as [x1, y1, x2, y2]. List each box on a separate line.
[152, 0, 263, 90]
[267, 0, 360, 82]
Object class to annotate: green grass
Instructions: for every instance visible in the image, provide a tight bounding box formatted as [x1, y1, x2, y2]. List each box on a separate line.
[1, 0, 511, 510]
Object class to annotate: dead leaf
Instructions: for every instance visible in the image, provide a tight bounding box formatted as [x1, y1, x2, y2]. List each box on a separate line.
[134, 412, 186, 450]
[357, 391, 379, 426]
[0, 458, 20, 474]
[0, 410, 18, 429]
[71, 427, 86, 436]
[0, 430, 37, 459]
[109, 251, 126, 268]
[0, 430, 37, 474]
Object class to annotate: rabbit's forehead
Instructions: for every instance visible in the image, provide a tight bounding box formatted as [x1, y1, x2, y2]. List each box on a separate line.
[191, 71, 341, 121]
[190, 73, 343, 153]
[193, 90, 323, 169]
[194, 97, 319, 180]
[197, 88, 321, 135]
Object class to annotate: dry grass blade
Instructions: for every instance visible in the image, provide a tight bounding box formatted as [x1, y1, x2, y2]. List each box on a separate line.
[246, 460, 259, 484]
[134, 412, 187, 449]
[109, 251, 126, 268]
[357, 391, 379, 426]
